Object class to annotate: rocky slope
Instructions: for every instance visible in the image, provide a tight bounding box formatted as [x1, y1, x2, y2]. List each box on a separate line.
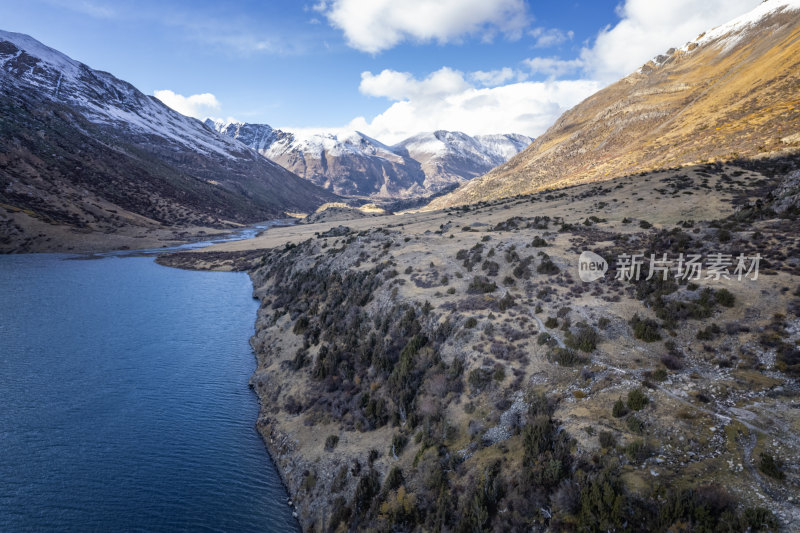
[428, 0, 800, 209]
[166, 151, 800, 531]
[0, 30, 336, 252]
[209, 120, 532, 199]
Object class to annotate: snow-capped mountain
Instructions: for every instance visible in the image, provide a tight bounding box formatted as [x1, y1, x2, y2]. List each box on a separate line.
[0, 29, 335, 250]
[209, 120, 533, 199]
[395, 131, 533, 190]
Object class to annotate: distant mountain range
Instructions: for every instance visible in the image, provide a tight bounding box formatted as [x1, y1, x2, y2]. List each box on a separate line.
[0, 30, 336, 250]
[209, 120, 532, 199]
[429, 0, 800, 209]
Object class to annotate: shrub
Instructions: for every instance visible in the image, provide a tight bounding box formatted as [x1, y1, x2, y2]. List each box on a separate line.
[549, 347, 588, 367]
[565, 323, 599, 353]
[493, 364, 506, 382]
[715, 288, 736, 307]
[630, 314, 661, 342]
[383, 466, 404, 492]
[652, 368, 668, 381]
[625, 439, 652, 462]
[639, 220, 652, 229]
[468, 276, 498, 294]
[537, 332, 554, 346]
[626, 416, 644, 434]
[537, 257, 560, 275]
[468, 368, 492, 393]
[391, 433, 408, 456]
[531, 236, 548, 247]
[627, 388, 649, 411]
[325, 434, 340, 451]
[612, 398, 628, 418]
[661, 353, 683, 370]
[697, 323, 721, 340]
[598, 431, 616, 448]
[545, 317, 558, 328]
[758, 453, 785, 480]
[464, 317, 478, 329]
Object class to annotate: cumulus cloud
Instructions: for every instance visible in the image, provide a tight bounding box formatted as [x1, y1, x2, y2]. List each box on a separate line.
[153, 90, 221, 119]
[469, 67, 517, 87]
[581, 0, 758, 82]
[360, 68, 471, 100]
[288, 1, 763, 143]
[316, 0, 529, 53]
[529, 27, 574, 48]
[523, 57, 584, 79]
[346, 67, 599, 143]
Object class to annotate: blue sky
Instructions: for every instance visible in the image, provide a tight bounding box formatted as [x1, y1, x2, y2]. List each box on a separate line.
[0, 0, 760, 142]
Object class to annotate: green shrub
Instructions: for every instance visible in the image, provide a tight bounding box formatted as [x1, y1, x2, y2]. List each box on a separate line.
[324, 434, 339, 451]
[549, 347, 588, 367]
[625, 439, 652, 462]
[531, 236, 548, 247]
[464, 317, 478, 329]
[545, 317, 558, 328]
[626, 416, 644, 434]
[468, 276, 497, 294]
[697, 323, 721, 340]
[565, 323, 599, 353]
[391, 433, 408, 456]
[383, 466, 404, 492]
[493, 364, 506, 382]
[652, 368, 668, 381]
[715, 288, 736, 307]
[612, 398, 628, 418]
[468, 368, 492, 393]
[758, 453, 785, 480]
[598, 431, 616, 448]
[627, 388, 649, 411]
[630, 314, 661, 342]
[537, 257, 560, 275]
[639, 220, 652, 229]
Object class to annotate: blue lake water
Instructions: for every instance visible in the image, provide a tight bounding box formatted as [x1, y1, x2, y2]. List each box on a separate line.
[0, 253, 298, 532]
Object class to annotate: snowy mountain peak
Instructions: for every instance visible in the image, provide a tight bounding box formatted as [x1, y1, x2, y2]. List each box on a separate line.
[0, 31, 255, 160]
[214, 121, 533, 199]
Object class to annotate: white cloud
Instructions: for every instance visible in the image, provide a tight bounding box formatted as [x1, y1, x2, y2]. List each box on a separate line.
[346, 67, 599, 143]
[153, 90, 221, 119]
[360, 68, 471, 100]
[523, 57, 584, 79]
[286, 1, 764, 145]
[469, 67, 517, 87]
[529, 27, 574, 48]
[581, 0, 758, 82]
[317, 0, 529, 53]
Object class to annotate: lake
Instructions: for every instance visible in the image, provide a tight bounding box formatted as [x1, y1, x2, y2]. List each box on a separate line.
[0, 252, 298, 532]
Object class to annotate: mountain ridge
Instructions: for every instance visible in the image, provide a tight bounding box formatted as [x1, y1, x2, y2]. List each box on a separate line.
[209, 119, 532, 199]
[0, 30, 337, 252]
[427, 0, 800, 210]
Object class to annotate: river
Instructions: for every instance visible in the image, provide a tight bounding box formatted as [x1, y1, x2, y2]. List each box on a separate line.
[0, 227, 299, 532]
